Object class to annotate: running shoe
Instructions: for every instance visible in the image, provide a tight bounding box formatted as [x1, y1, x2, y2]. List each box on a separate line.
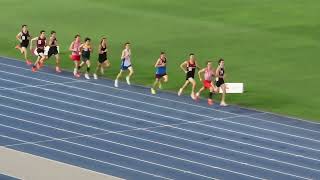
[114, 80, 119, 87]
[191, 93, 196, 100]
[56, 66, 61, 73]
[84, 73, 90, 79]
[220, 102, 228, 106]
[178, 88, 183, 96]
[151, 88, 156, 95]
[208, 99, 214, 106]
[74, 72, 80, 78]
[26, 60, 32, 65]
[93, 73, 98, 80]
[31, 66, 37, 72]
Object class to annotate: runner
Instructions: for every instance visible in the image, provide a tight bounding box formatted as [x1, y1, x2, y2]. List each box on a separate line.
[151, 52, 168, 94]
[93, 37, 110, 79]
[15, 25, 32, 65]
[30, 30, 46, 72]
[178, 53, 199, 99]
[44, 31, 61, 73]
[114, 42, 133, 87]
[215, 58, 228, 106]
[78, 37, 93, 79]
[196, 61, 217, 105]
[69, 34, 81, 78]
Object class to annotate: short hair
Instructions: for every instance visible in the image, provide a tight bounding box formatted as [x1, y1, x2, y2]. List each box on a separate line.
[22, 25, 27, 28]
[124, 42, 130, 47]
[218, 58, 224, 64]
[40, 30, 45, 34]
[84, 37, 91, 42]
[206, 60, 212, 65]
[189, 53, 194, 56]
[74, 34, 80, 38]
[160, 51, 165, 55]
[51, 30, 56, 34]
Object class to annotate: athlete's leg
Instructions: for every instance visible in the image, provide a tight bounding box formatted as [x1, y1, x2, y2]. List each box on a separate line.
[188, 77, 197, 99]
[128, 66, 134, 78]
[95, 62, 102, 74]
[126, 67, 134, 85]
[220, 83, 227, 106]
[114, 70, 123, 87]
[196, 87, 205, 97]
[178, 80, 189, 96]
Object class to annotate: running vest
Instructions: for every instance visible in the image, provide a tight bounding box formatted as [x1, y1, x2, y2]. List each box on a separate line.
[37, 37, 46, 49]
[21, 31, 30, 42]
[204, 68, 214, 81]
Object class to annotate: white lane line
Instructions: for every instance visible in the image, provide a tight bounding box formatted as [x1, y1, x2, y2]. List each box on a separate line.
[1, 60, 319, 134]
[0, 134, 172, 180]
[0, 66, 319, 138]
[2, 104, 319, 173]
[6, 87, 320, 153]
[0, 77, 81, 91]
[0, 123, 222, 180]
[1, 74, 320, 150]
[3, 76, 315, 145]
[1, 111, 318, 179]
[1, 94, 320, 164]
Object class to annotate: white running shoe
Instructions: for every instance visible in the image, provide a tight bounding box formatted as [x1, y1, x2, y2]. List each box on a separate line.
[73, 68, 77, 76]
[220, 102, 228, 106]
[126, 76, 131, 85]
[93, 73, 98, 80]
[84, 73, 90, 79]
[178, 88, 183, 96]
[151, 88, 156, 95]
[114, 79, 118, 87]
[191, 93, 196, 100]
[196, 92, 200, 97]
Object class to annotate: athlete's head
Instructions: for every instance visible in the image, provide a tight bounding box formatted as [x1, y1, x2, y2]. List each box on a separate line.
[84, 37, 91, 45]
[189, 53, 195, 61]
[74, 34, 80, 42]
[160, 52, 166, 59]
[39, 30, 45, 38]
[206, 61, 212, 68]
[218, 58, 224, 67]
[21, 25, 28, 31]
[51, 31, 56, 37]
[124, 42, 130, 49]
[100, 37, 106, 45]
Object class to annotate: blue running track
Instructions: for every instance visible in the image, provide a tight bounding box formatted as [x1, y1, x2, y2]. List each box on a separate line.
[0, 56, 320, 180]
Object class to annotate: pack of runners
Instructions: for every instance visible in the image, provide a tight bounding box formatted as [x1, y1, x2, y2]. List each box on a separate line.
[15, 25, 228, 106]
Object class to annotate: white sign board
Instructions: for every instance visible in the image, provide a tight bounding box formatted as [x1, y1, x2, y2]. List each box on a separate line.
[219, 83, 244, 93]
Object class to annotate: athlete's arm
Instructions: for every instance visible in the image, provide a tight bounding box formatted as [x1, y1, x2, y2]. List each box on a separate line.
[29, 37, 38, 50]
[48, 37, 53, 47]
[198, 68, 205, 81]
[121, 50, 125, 59]
[180, 61, 187, 73]
[154, 59, 161, 68]
[195, 61, 201, 70]
[79, 44, 84, 55]
[16, 32, 22, 42]
[215, 66, 222, 78]
[69, 42, 74, 51]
